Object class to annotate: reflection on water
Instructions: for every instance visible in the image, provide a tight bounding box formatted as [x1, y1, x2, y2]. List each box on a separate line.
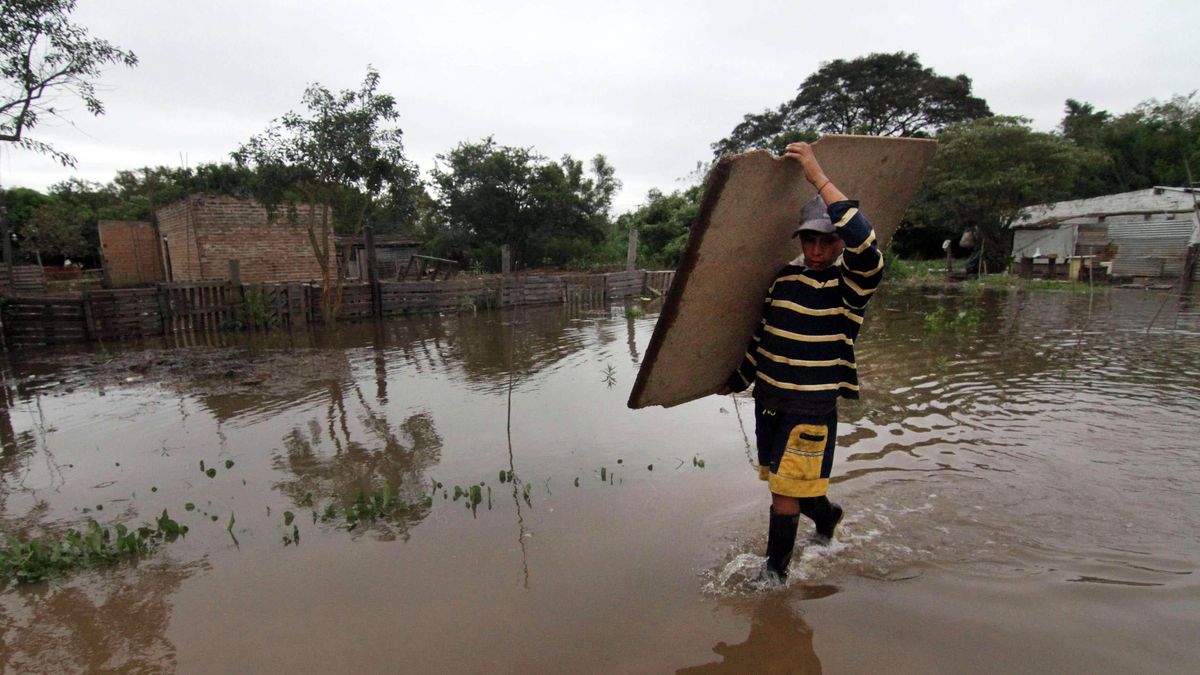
[678, 596, 825, 674]
[1, 288, 1199, 671]
[0, 560, 199, 673]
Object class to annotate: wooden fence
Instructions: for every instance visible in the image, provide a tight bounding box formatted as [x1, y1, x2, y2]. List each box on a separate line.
[2, 296, 87, 347]
[0, 265, 47, 295]
[1, 270, 675, 350]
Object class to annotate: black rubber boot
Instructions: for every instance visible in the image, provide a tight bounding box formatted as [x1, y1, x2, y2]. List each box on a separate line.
[800, 497, 844, 546]
[813, 501, 844, 546]
[763, 508, 800, 585]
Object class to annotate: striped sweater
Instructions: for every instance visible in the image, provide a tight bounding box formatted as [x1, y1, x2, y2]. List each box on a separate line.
[727, 199, 883, 404]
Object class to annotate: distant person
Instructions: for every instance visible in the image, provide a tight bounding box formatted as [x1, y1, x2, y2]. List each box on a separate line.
[719, 142, 884, 585]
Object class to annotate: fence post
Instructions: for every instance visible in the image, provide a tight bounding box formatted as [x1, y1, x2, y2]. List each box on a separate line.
[501, 244, 512, 275]
[228, 259, 244, 327]
[157, 284, 170, 335]
[626, 227, 638, 272]
[364, 225, 381, 317]
[81, 291, 97, 340]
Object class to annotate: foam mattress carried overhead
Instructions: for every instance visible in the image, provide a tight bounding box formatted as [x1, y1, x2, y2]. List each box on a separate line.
[628, 135, 937, 409]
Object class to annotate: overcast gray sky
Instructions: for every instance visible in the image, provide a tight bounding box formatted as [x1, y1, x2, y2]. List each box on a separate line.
[2, 0, 1197, 212]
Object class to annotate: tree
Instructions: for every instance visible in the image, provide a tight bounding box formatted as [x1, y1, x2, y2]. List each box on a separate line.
[615, 186, 701, 268]
[1097, 93, 1200, 191]
[900, 116, 1103, 269]
[430, 137, 620, 271]
[1057, 99, 1117, 197]
[1056, 93, 1200, 197]
[2, 181, 108, 265]
[25, 198, 88, 263]
[233, 67, 419, 320]
[713, 52, 989, 158]
[1, 0, 138, 166]
[1060, 99, 1111, 146]
[710, 106, 818, 158]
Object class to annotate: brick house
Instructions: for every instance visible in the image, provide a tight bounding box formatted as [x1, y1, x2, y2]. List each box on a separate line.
[155, 195, 332, 283]
[98, 220, 165, 287]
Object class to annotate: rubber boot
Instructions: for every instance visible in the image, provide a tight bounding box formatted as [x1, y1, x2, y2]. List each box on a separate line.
[762, 508, 800, 585]
[800, 497, 844, 546]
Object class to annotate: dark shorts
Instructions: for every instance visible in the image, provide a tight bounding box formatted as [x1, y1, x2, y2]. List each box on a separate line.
[755, 401, 837, 498]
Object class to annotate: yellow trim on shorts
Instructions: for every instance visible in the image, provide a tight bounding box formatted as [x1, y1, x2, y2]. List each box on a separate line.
[769, 475, 829, 498]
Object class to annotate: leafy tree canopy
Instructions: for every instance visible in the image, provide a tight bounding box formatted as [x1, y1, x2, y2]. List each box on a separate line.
[430, 136, 620, 271]
[1059, 93, 1200, 196]
[1, 0, 138, 166]
[615, 186, 701, 268]
[233, 66, 420, 236]
[713, 52, 990, 158]
[900, 116, 1104, 268]
[233, 66, 422, 315]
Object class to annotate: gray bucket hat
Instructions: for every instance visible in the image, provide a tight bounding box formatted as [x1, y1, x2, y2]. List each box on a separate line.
[794, 195, 834, 236]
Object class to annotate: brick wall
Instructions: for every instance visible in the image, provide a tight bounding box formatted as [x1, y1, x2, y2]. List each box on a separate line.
[98, 221, 164, 287]
[156, 198, 202, 281]
[156, 195, 332, 283]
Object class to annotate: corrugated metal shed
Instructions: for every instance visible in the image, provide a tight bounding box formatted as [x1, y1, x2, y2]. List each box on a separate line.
[1108, 219, 1193, 277]
[1015, 188, 1199, 279]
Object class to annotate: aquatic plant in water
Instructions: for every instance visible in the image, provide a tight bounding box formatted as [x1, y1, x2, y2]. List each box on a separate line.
[923, 305, 979, 335]
[314, 486, 435, 531]
[0, 511, 187, 586]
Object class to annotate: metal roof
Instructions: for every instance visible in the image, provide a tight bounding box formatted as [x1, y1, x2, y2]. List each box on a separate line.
[1014, 188, 1197, 228]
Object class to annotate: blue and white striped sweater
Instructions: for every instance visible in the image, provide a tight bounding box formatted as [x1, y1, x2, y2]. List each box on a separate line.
[727, 200, 883, 403]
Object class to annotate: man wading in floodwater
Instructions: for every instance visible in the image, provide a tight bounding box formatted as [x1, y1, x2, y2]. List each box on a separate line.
[719, 142, 883, 585]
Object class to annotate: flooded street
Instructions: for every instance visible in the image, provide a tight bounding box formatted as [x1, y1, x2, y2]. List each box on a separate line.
[2, 286, 1199, 673]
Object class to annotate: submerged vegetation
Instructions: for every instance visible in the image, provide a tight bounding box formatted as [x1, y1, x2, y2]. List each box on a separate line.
[924, 304, 980, 335]
[0, 511, 186, 587]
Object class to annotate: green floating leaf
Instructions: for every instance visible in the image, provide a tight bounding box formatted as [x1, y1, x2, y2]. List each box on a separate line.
[205, 468, 216, 479]
[600, 467, 607, 481]
[284, 511, 295, 526]
[647, 464, 654, 471]
[574, 477, 580, 487]
[224, 460, 234, 470]
[184, 502, 195, 511]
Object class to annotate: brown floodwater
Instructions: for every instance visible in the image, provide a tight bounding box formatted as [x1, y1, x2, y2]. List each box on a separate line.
[1, 286, 1198, 673]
